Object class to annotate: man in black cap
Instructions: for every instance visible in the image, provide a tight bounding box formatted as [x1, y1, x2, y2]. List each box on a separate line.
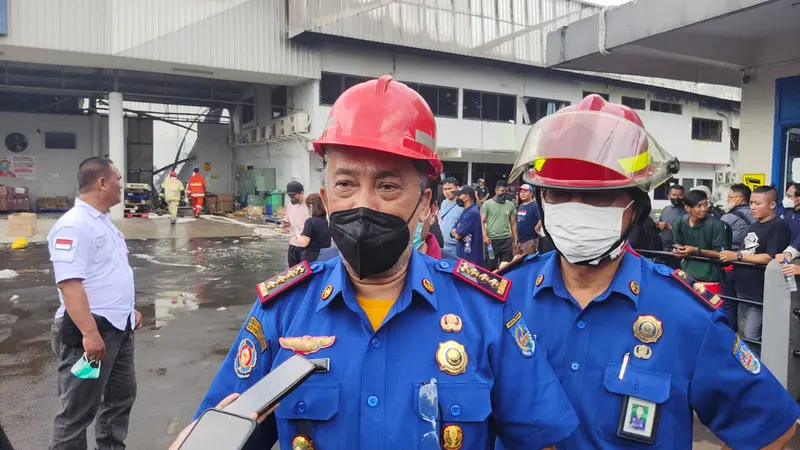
[450, 185, 483, 265]
[284, 180, 308, 266]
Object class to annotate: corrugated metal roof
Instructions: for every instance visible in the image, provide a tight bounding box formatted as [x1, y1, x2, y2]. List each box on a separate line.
[1, 0, 319, 80]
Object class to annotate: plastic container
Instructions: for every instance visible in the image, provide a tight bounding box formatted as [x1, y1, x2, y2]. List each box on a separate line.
[784, 260, 798, 292]
[487, 244, 495, 260]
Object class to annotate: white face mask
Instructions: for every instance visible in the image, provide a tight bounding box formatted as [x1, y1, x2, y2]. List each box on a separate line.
[783, 197, 795, 209]
[542, 200, 633, 265]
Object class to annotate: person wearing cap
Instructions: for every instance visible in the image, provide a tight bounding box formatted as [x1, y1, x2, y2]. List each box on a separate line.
[284, 180, 309, 267]
[450, 185, 483, 265]
[160, 170, 185, 224]
[187, 168, 207, 217]
[516, 184, 541, 256]
[494, 94, 798, 449]
[481, 179, 518, 270]
[194, 76, 578, 450]
[476, 178, 490, 208]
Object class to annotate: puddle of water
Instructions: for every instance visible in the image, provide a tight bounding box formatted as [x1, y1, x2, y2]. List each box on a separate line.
[154, 291, 199, 329]
[131, 254, 206, 270]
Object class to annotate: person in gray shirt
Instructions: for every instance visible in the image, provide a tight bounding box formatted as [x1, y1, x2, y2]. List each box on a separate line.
[656, 184, 688, 250]
[720, 183, 756, 332]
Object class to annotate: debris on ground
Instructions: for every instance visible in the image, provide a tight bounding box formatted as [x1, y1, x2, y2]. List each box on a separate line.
[0, 269, 19, 279]
[216, 306, 227, 311]
[11, 238, 28, 250]
[9, 294, 19, 302]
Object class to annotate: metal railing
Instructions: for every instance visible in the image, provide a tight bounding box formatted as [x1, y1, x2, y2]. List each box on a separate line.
[635, 249, 765, 348]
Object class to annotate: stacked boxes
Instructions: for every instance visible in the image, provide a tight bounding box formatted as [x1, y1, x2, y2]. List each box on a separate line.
[36, 196, 70, 211]
[0, 185, 31, 211]
[217, 194, 235, 213]
[7, 212, 36, 237]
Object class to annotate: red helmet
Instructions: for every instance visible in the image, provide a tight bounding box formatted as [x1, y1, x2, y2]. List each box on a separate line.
[169, 170, 177, 177]
[511, 94, 679, 191]
[313, 75, 443, 180]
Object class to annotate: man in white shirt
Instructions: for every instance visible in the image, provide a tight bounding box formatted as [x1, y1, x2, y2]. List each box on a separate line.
[284, 180, 310, 266]
[48, 157, 142, 450]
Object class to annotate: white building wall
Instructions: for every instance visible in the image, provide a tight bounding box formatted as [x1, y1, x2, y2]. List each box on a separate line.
[194, 123, 234, 194]
[0, 112, 103, 203]
[738, 61, 800, 186]
[1, 0, 318, 83]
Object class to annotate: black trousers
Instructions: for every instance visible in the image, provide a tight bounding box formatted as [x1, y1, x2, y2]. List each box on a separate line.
[288, 245, 303, 267]
[486, 237, 514, 270]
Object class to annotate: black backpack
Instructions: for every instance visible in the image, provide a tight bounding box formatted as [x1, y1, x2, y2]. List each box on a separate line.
[676, 215, 733, 250]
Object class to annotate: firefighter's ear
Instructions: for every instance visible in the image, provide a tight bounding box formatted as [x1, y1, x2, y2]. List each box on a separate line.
[320, 188, 329, 216]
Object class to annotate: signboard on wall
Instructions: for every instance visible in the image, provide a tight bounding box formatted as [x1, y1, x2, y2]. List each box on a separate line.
[0, 0, 7, 37]
[742, 173, 765, 191]
[0, 155, 35, 178]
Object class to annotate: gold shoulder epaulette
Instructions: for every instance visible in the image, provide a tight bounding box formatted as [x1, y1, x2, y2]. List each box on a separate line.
[256, 261, 314, 306]
[669, 269, 723, 311]
[453, 259, 511, 301]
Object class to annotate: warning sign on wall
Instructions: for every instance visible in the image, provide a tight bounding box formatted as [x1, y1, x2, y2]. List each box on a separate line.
[0, 155, 35, 178]
[742, 173, 765, 191]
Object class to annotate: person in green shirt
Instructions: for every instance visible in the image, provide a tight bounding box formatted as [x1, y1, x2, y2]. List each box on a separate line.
[481, 179, 518, 270]
[672, 189, 729, 285]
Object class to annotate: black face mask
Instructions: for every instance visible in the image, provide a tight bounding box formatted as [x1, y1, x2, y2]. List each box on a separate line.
[329, 204, 419, 280]
[495, 194, 506, 203]
[670, 198, 683, 207]
[456, 199, 465, 208]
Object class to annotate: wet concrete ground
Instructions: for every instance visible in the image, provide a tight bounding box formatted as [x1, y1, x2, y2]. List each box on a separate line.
[0, 237, 794, 449]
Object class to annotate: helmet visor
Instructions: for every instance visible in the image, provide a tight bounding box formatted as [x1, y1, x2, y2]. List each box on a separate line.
[510, 110, 674, 191]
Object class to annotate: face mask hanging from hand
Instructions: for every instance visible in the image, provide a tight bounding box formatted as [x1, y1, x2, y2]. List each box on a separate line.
[71, 353, 101, 379]
[329, 202, 420, 279]
[542, 200, 633, 265]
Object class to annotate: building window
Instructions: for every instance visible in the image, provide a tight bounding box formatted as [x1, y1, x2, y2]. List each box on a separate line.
[403, 82, 458, 118]
[730, 128, 740, 150]
[680, 178, 695, 191]
[653, 179, 678, 200]
[241, 97, 255, 125]
[583, 91, 610, 101]
[272, 86, 289, 119]
[697, 178, 713, 191]
[621, 96, 646, 110]
[462, 90, 517, 122]
[523, 97, 570, 124]
[691, 118, 723, 142]
[45, 132, 76, 150]
[650, 100, 682, 115]
[320, 72, 369, 106]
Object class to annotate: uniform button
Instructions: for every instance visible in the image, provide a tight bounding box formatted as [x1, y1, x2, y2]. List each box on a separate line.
[450, 405, 462, 417]
[439, 261, 450, 269]
[576, 321, 586, 330]
[367, 395, 379, 408]
[371, 338, 381, 349]
[570, 362, 580, 371]
[296, 401, 307, 413]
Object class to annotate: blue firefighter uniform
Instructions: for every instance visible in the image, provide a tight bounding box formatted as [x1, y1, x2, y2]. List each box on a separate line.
[496, 249, 800, 449]
[195, 251, 578, 449]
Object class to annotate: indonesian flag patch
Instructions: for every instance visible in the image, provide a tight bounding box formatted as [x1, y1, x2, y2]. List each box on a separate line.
[54, 238, 73, 251]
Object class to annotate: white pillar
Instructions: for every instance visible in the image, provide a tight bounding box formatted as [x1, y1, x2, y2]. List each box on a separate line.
[90, 114, 103, 157]
[108, 92, 125, 220]
[467, 161, 473, 186]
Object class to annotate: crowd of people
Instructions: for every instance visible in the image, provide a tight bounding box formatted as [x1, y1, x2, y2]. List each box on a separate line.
[9, 78, 799, 450]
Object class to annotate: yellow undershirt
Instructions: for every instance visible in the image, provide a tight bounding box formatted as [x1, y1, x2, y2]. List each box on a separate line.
[356, 296, 395, 331]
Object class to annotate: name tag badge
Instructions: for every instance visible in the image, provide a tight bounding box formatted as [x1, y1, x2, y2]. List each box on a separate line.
[94, 235, 107, 247]
[617, 396, 660, 444]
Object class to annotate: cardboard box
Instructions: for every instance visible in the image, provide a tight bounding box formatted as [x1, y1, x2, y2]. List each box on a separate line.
[13, 197, 30, 211]
[0, 185, 9, 199]
[217, 193, 235, 202]
[0, 197, 8, 211]
[218, 200, 235, 213]
[11, 186, 28, 197]
[7, 212, 36, 237]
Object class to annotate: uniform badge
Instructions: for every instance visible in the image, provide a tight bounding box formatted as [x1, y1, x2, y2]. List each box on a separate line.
[535, 274, 544, 287]
[452, 259, 511, 301]
[245, 316, 268, 352]
[440, 314, 463, 333]
[633, 344, 652, 360]
[291, 434, 314, 450]
[436, 341, 468, 375]
[93, 235, 107, 247]
[422, 278, 435, 293]
[321, 285, 333, 301]
[442, 424, 464, 450]
[279, 335, 335, 355]
[505, 311, 535, 358]
[54, 238, 73, 251]
[632, 315, 663, 344]
[668, 270, 723, 310]
[256, 261, 313, 305]
[733, 336, 761, 375]
[234, 338, 257, 378]
[629, 281, 640, 295]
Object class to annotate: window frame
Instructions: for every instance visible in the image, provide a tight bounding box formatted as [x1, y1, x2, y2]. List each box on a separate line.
[462, 89, 517, 122]
[621, 96, 646, 110]
[582, 91, 610, 101]
[319, 72, 369, 106]
[403, 81, 459, 118]
[691, 118, 723, 143]
[650, 100, 683, 115]
[523, 97, 571, 125]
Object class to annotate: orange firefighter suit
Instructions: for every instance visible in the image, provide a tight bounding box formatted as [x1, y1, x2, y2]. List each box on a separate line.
[187, 172, 207, 217]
